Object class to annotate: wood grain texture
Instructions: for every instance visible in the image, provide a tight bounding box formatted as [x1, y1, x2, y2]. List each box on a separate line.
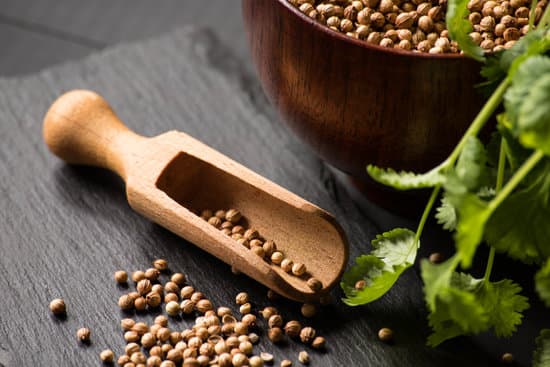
[0, 27, 498, 366]
[242, 0, 484, 179]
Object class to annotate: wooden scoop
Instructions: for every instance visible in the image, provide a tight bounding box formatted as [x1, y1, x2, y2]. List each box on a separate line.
[43, 90, 349, 302]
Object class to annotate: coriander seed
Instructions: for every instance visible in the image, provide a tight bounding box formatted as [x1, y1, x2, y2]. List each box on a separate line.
[181, 285, 195, 299]
[141, 332, 157, 348]
[118, 294, 134, 310]
[166, 301, 181, 317]
[300, 327, 316, 344]
[501, 353, 514, 364]
[121, 318, 135, 331]
[124, 330, 140, 342]
[144, 267, 160, 281]
[239, 340, 253, 355]
[225, 209, 242, 223]
[311, 336, 326, 349]
[49, 298, 66, 316]
[233, 353, 248, 367]
[171, 273, 186, 286]
[161, 360, 176, 367]
[196, 299, 213, 313]
[126, 343, 141, 356]
[100, 349, 114, 363]
[235, 292, 249, 305]
[134, 296, 147, 311]
[355, 279, 367, 289]
[298, 351, 310, 365]
[292, 262, 306, 276]
[301, 303, 317, 318]
[378, 327, 394, 343]
[117, 355, 130, 366]
[252, 246, 266, 257]
[271, 251, 284, 265]
[281, 359, 293, 367]
[153, 259, 168, 271]
[281, 258, 293, 272]
[261, 306, 278, 319]
[165, 281, 180, 294]
[77, 327, 91, 343]
[268, 327, 284, 343]
[239, 303, 252, 314]
[284, 320, 302, 338]
[146, 292, 162, 308]
[147, 356, 162, 367]
[244, 228, 259, 240]
[164, 292, 179, 303]
[429, 252, 445, 264]
[131, 351, 147, 364]
[249, 355, 264, 367]
[132, 270, 146, 283]
[260, 352, 274, 363]
[137, 279, 152, 295]
[191, 291, 204, 302]
[181, 299, 195, 314]
[115, 270, 128, 284]
[268, 314, 283, 328]
[306, 277, 322, 292]
[208, 216, 222, 228]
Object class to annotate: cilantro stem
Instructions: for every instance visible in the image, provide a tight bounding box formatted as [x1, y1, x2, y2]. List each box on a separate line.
[414, 185, 441, 246]
[446, 80, 510, 167]
[488, 149, 545, 212]
[539, 5, 550, 28]
[528, 0, 538, 31]
[483, 138, 508, 282]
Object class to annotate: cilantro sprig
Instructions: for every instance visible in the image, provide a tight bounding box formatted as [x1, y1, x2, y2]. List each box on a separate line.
[341, 0, 550, 363]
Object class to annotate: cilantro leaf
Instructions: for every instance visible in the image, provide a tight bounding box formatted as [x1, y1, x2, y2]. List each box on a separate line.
[455, 136, 490, 191]
[446, 0, 484, 61]
[505, 29, 550, 79]
[426, 272, 488, 346]
[477, 279, 529, 337]
[485, 163, 550, 264]
[366, 164, 445, 190]
[421, 256, 460, 309]
[341, 228, 417, 306]
[535, 259, 550, 306]
[444, 137, 492, 268]
[423, 261, 528, 346]
[435, 195, 457, 231]
[533, 329, 550, 367]
[518, 74, 550, 155]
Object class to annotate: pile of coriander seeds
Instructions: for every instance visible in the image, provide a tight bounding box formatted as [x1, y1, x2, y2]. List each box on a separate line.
[287, 0, 547, 53]
[200, 208, 324, 294]
[110, 260, 326, 367]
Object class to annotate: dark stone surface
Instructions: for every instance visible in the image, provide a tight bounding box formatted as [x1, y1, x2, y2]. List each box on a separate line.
[0, 27, 500, 366]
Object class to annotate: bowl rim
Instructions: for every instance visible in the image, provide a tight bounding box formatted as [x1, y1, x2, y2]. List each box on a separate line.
[276, 0, 472, 60]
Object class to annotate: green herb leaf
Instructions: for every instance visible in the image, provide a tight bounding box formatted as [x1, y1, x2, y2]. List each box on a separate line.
[426, 272, 489, 346]
[423, 260, 528, 345]
[504, 29, 550, 79]
[518, 74, 550, 155]
[533, 329, 550, 367]
[455, 136, 490, 191]
[421, 256, 459, 310]
[477, 279, 529, 337]
[485, 164, 550, 264]
[504, 55, 550, 154]
[444, 137, 492, 268]
[446, 0, 485, 62]
[435, 195, 457, 231]
[366, 165, 445, 190]
[535, 259, 550, 306]
[341, 228, 417, 306]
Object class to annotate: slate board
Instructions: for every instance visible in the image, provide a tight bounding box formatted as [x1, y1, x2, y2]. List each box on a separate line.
[0, 27, 503, 366]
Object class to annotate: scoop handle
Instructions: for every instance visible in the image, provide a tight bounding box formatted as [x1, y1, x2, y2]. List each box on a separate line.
[43, 90, 146, 180]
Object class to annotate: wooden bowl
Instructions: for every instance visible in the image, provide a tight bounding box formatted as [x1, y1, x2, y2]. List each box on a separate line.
[242, 0, 484, 205]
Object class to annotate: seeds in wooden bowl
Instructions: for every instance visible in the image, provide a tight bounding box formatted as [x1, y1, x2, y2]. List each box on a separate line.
[288, 0, 547, 54]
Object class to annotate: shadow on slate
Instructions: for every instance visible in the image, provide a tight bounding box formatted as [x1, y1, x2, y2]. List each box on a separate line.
[0, 26, 498, 366]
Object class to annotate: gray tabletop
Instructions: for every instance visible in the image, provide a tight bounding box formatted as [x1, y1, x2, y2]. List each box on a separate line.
[0, 2, 528, 366]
